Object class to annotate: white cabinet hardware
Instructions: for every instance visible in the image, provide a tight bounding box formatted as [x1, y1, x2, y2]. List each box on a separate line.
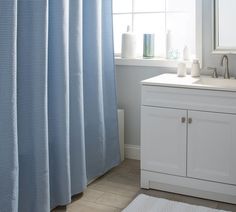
[181, 117, 186, 123]
[188, 118, 193, 124]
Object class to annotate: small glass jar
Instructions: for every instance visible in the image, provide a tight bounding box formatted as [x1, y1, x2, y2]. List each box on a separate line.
[143, 34, 155, 58]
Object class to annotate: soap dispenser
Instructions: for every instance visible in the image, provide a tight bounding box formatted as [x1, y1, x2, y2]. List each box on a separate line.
[183, 46, 190, 61]
[191, 59, 201, 77]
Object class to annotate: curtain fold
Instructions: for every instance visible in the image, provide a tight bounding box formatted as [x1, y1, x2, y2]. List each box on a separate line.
[0, 1, 18, 211]
[17, 1, 50, 211]
[83, 0, 120, 181]
[0, 0, 120, 211]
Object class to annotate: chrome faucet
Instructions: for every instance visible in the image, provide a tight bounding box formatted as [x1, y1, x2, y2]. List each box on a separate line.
[220, 55, 230, 79]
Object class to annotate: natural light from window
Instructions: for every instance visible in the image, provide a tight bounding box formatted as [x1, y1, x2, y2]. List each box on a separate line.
[113, 0, 196, 58]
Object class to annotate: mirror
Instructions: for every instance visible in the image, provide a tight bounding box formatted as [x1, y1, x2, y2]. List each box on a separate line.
[214, 0, 236, 53]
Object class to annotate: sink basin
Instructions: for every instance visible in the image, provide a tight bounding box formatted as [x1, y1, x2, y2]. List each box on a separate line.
[142, 74, 236, 92]
[194, 77, 236, 89]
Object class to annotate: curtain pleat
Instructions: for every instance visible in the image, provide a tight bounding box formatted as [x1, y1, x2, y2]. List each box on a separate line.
[0, 0, 120, 211]
[0, 1, 18, 212]
[17, 0, 50, 211]
[102, 0, 120, 170]
[83, 0, 120, 181]
[83, 0, 106, 181]
[68, 0, 87, 196]
[48, 0, 71, 207]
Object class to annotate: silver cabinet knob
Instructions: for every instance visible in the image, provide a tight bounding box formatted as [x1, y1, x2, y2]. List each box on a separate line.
[181, 117, 186, 123]
[188, 118, 193, 124]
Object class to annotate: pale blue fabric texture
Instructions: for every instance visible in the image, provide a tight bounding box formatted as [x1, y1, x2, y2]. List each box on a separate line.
[0, 0, 120, 211]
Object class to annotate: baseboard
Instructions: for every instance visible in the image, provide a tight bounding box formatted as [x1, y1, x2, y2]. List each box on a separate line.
[141, 170, 236, 204]
[125, 144, 140, 160]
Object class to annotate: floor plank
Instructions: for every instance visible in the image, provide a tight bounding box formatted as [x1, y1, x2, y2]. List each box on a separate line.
[52, 159, 236, 212]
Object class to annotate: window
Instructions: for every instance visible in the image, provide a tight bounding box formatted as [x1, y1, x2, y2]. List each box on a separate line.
[113, 0, 197, 59]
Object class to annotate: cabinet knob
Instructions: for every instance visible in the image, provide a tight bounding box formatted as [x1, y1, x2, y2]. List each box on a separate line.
[181, 117, 186, 123]
[188, 118, 193, 124]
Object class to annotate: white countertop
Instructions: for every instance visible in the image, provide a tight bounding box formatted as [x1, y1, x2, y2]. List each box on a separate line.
[141, 74, 236, 92]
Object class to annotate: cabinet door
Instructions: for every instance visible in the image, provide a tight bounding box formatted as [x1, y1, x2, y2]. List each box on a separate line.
[141, 106, 187, 176]
[188, 111, 236, 185]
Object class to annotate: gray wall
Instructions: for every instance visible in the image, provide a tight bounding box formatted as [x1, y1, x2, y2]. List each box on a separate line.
[116, 0, 236, 147]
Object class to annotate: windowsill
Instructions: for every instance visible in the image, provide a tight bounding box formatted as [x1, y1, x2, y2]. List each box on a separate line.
[115, 57, 193, 68]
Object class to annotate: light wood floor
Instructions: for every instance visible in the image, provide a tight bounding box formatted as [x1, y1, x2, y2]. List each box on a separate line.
[53, 159, 236, 212]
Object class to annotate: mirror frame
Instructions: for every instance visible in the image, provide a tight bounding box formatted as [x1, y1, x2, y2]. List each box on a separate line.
[213, 0, 236, 54]
[196, 0, 203, 67]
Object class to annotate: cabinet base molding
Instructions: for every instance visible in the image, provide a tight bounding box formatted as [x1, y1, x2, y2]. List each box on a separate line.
[141, 170, 236, 204]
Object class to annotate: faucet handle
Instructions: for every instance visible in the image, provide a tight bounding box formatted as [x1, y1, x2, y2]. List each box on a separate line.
[207, 67, 218, 78]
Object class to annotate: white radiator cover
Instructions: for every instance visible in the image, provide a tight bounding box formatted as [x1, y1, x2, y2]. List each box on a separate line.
[117, 109, 124, 161]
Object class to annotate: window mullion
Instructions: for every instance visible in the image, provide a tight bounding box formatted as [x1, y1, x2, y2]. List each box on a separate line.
[165, 0, 167, 33]
[132, 0, 135, 31]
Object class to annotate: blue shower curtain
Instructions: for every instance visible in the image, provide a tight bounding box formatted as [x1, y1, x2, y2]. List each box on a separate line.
[0, 0, 120, 211]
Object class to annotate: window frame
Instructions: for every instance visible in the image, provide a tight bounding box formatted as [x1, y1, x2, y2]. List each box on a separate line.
[113, 0, 203, 68]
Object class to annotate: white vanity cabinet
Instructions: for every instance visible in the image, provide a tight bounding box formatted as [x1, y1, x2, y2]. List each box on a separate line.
[141, 106, 187, 177]
[141, 74, 236, 204]
[187, 111, 236, 185]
